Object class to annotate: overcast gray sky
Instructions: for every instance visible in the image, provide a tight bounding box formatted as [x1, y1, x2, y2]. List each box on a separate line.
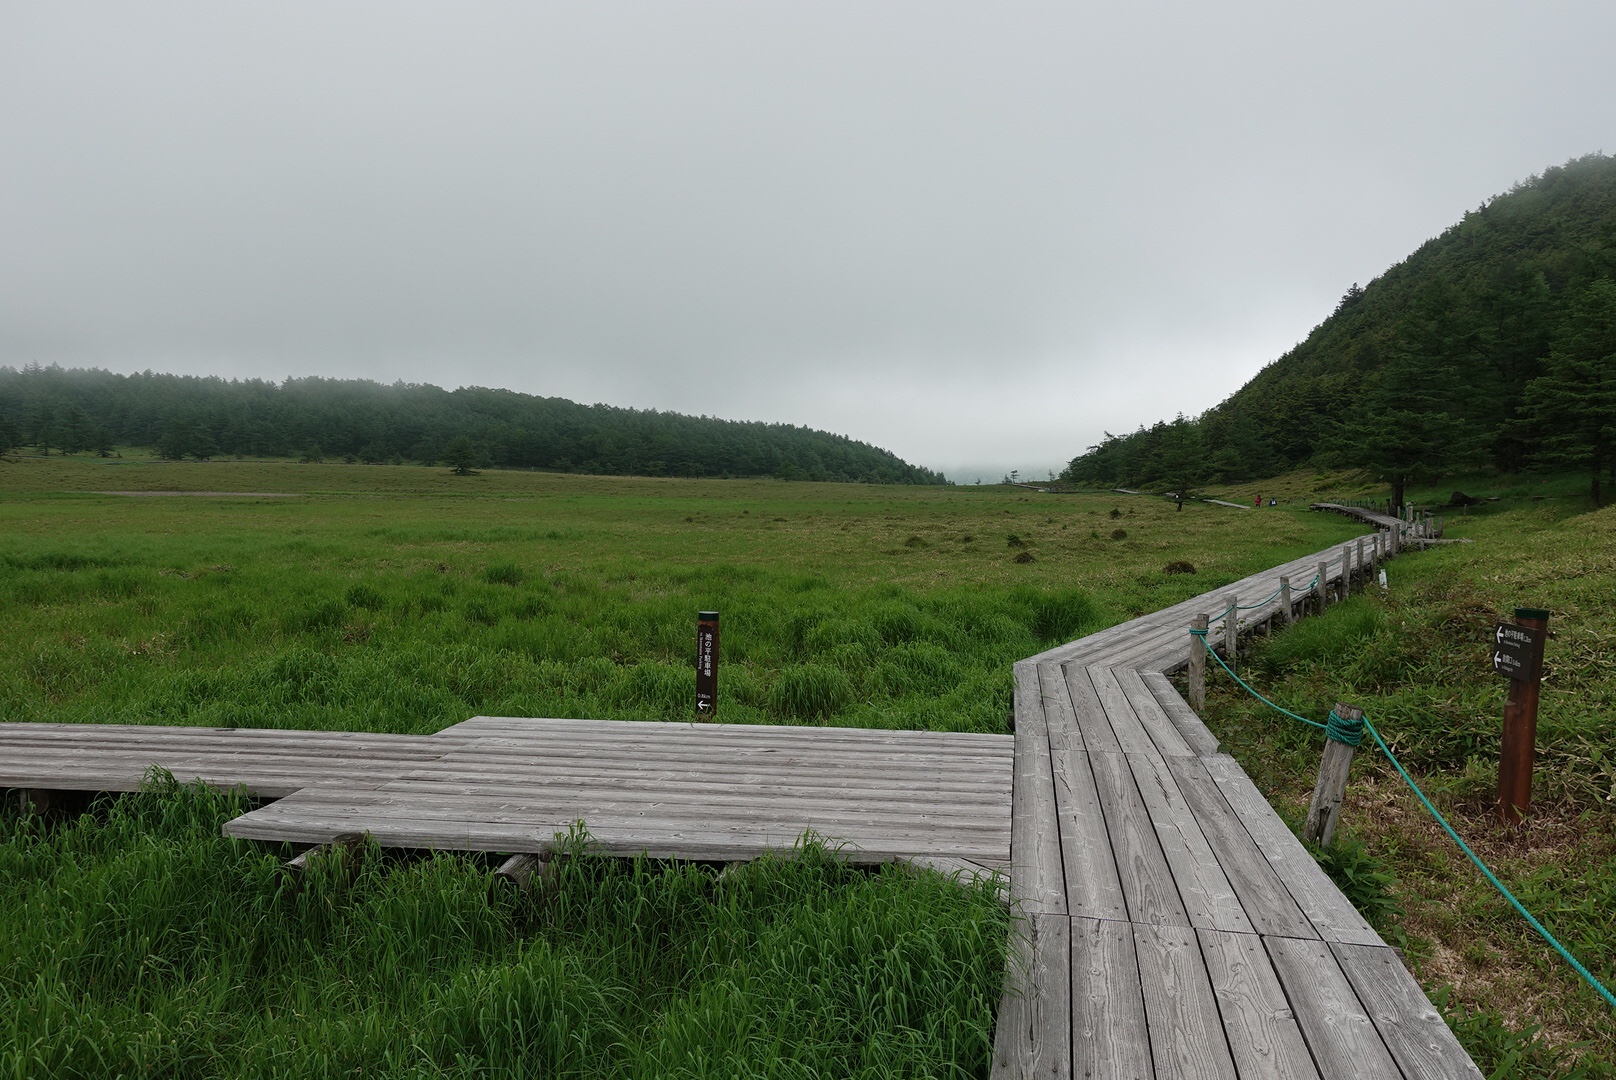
[3, 3, 1613, 481]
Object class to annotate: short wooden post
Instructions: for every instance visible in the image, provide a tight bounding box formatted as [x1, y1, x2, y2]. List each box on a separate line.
[1303, 703, 1363, 847]
[1316, 562, 1329, 613]
[1278, 576, 1292, 627]
[1188, 613, 1209, 712]
[1355, 538, 1366, 588]
[1342, 544, 1354, 596]
[1224, 597, 1239, 662]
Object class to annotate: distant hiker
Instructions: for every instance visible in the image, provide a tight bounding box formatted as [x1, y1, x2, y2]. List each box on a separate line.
[1254, 494, 1262, 508]
[1268, 497, 1276, 507]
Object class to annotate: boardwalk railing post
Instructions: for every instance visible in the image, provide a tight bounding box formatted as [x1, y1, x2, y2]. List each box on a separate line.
[1224, 597, 1239, 663]
[1188, 614, 1208, 711]
[1342, 544, 1354, 596]
[1278, 577, 1292, 626]
[1355, 538, 1366, 589]
[1316, 562, 1329, 613]
[1303, 703, 1364, 848]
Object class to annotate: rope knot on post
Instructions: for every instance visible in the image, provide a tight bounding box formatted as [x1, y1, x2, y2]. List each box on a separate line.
[1304, 702, 1364, 848]
[1324, 708, 1365, 747]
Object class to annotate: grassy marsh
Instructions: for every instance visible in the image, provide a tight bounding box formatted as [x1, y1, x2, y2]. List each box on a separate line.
[0, 456, 1367, 1078]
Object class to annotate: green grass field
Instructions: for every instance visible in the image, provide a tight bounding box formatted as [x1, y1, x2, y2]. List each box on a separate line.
[0, 456, 1365, 1079]
[4, 454, 1610, 1076]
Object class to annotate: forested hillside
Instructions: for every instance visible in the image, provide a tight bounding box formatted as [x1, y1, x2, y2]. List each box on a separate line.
[0, 367, 944, 484]
[1065, 153, 1616, 506]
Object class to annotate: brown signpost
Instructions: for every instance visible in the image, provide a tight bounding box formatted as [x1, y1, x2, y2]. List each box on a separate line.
[695, 611, 720, 716]
[1496, 608, 1549, 823]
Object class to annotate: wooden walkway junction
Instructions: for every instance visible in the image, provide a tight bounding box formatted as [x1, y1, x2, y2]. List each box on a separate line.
[1, 509, 1478, 1077]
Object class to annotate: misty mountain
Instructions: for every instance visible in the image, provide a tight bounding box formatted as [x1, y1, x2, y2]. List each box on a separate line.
[1064, 153, 1616, 505]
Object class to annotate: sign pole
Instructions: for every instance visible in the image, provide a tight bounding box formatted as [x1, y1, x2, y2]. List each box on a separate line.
[1496, 607, 1549, 824]
[695, 611, 720, 717]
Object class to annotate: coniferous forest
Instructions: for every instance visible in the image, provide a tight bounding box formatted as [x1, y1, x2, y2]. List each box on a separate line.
[0, 367, 944, 485]
[1064, 153, 1616, 506]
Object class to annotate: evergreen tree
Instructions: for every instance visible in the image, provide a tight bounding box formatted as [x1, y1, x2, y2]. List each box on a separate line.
[443, 435, 479, 476]
[1522, 280, 1616, 505]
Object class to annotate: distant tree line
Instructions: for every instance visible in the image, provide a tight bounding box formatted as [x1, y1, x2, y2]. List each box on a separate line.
[0, 367, 946, 485]
[1064, 154, 1616, 507]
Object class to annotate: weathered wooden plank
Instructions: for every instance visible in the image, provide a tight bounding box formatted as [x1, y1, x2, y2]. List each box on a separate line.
[1062, 664, 1122, 753]
[1200, 755, 1380, 946]
[1134, 922, 1238, 1080]
[1265, 936, 1402, 1080]
[1011, 727, 1067, 915]
[1197, 929, 1320, 1080]
[1050, 748, 1127, 921]
[991, 912, 1072, 1079]
[442, 715, 1011, 750]
[1086, 667, 1159, 756]
[1165, 757, 1317, 940]
[377, 771, 1009, 807]
[1140, 671, 1220, 757]
[1038, 662, 1084, 752]
[1331, 942, 1484, 1080]
[1126, 753, 1253, 934]
[1115, 667, 1194, 758]
[1089, 750, 1189, 926]
[1070, 916, 1151, 1080]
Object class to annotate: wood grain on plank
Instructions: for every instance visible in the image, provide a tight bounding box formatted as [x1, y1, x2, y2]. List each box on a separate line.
[1200, 755, 1380, 946]
[1197, 929, 1320, 1080]
[1126, 752, 1253, 934]
[1011, 725, 1067, 914]
[1140, 671, 1220, 757]
[1049, 748, 1127, 921]
[1070, 916, 1151, 1080]
[1165, 757, 1317, 940]
[990, 912, 1072, 1080]
[1116, 666, 1194, 758]
[1134, 922, 1238, 1080]
[1038, 662, 1084, 752]
[1086, 667, 1159, 756]
[1265, 936, 1403, 1080]
[1331, 942, 1483, 1080]
[1089, 749, 1189, 927]
[1061, 664, 1122, 753]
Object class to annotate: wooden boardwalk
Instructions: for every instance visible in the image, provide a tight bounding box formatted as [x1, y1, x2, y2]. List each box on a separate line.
[1, 717, 1011, 872]
[223, 716, 1012, 869]
[1, 509, 1479, 1077]
[992, 525, 1480, 1079]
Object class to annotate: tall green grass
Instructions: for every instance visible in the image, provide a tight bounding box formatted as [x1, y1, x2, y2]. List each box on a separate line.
[0, 778, 1008, 1078]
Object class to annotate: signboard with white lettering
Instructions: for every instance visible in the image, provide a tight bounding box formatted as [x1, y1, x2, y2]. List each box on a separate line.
[1492, 623, 1543, 682]
[696, 611, 719, 714]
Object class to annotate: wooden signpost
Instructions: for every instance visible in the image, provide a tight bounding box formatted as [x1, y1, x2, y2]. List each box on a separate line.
[1495, 608, 1549, 823]
[696, 611, 720, 716]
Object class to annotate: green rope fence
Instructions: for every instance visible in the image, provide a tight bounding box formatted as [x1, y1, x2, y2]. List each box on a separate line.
[1192, 631, 1616, 1013]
